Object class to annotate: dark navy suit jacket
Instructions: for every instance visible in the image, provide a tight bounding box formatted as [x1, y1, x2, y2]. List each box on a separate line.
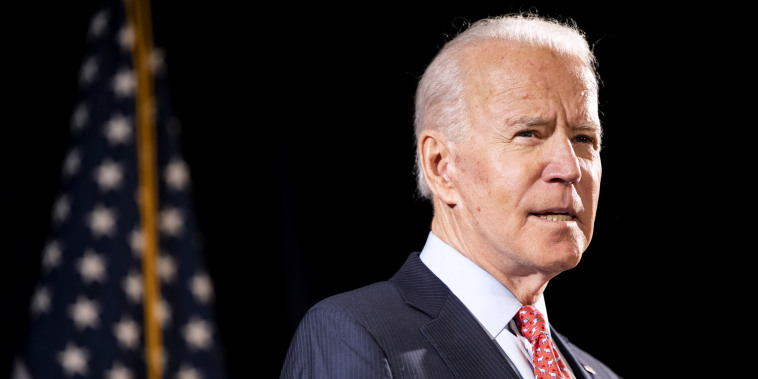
[281, 252, 621, 378]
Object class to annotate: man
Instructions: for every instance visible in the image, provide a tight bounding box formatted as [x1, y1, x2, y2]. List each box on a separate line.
[281, 13, 620, 379]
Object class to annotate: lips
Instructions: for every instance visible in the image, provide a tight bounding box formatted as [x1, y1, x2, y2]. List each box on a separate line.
[530, 208, 578, 222]
[535, 213, 573, 221]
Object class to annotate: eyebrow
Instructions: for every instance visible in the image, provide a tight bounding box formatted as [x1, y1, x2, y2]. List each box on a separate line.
[574, 123, 603, 134]
[511, 116, 602, 132]
[509, 116, 604, 141]
[574, 123, 604, 142]
[510, 116, 550, 127]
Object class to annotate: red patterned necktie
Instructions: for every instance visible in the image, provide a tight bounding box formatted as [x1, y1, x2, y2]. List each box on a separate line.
[516, 305, 570, 379]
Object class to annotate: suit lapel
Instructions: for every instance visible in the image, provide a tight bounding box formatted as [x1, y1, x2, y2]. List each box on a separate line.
[391, 253, 521, 378]
[421, 296, 522, 378]
[550, 328, 589, 379]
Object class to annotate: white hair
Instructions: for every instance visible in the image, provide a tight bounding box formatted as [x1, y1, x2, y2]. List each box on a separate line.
[413, 12, 599, 199]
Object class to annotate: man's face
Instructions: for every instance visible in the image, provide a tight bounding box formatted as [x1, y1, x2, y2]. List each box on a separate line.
[448, 42, 602, 277]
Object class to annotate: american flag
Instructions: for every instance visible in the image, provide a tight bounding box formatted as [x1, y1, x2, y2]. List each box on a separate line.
[13, 0, 227, 377]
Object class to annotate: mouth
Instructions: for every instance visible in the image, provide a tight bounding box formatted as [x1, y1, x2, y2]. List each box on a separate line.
[529, 209, 577, 222]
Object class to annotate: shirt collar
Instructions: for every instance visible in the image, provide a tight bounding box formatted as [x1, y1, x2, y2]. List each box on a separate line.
[419, 231, 550, 338]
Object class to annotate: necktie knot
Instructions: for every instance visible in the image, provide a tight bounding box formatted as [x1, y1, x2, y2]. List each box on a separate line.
[515, 305, 569, 379]
[516, 305, 549, 343]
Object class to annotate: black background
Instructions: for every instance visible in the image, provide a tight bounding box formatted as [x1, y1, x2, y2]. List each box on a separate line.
[3, 2, 747, 378]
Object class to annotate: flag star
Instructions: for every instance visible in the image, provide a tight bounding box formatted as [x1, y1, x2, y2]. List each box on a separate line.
[159, 207, 184, 237]
[42, 239, 62, 271]
[122, 271, 143, 303]
[117, 24, 135, 51]
[149, 48, 166, 75]
[106, 362, 133, 379]
[94, 158, 124, 191]
[77, 249, 107, 283]
[68, 296, 100, 330]
[158, 254, 177, 283]
[88, 204, 117, 238]
[130, 229, 144, 257]
[79, 56, 98, 86]
[155, 299, 172, 327]
[71, 103, 89, 131]
[11, 359, 31, 379]
[104, 114, 132, 144]
[183, 318, 213, 350]
[63, 148, 81, 177]
[88, 10, 109, 38]
[53, 194, 71, 224]
[112, 68, 136, 98]
[164, 158, 190, 191]
[176, 364, 202, 379]
[190, 273, 214, 304]
[57, 343, 89, 377]
[31, 286, 52, 316]
[113, 317, 140, 350]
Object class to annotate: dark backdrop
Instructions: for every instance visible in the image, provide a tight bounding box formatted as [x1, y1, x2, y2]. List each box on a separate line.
[3, 2, 746, 378]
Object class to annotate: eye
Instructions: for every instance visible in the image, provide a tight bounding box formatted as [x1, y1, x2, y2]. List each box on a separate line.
[515, 130, 535, 138]
[573, 135, 594, 143]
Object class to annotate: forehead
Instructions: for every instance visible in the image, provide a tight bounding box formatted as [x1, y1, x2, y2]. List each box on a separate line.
[462, 40, 598, 119]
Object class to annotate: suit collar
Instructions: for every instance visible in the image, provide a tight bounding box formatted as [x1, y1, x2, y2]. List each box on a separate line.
[391, 252, 522, 378]
[390, 252, 450, 317]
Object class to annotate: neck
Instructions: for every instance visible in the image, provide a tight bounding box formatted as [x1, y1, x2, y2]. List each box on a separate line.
[430, 201, 555, 305]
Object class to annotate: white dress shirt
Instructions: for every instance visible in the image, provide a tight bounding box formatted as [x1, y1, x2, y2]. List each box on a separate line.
[419, 231, 575, 379]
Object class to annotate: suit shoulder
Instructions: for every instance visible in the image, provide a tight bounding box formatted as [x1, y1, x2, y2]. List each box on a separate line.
[282, 283, 396, 378]
[315, 281, 402, 316]
[302, 280, 430, 342]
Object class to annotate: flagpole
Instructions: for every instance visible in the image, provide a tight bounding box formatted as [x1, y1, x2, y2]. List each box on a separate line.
[124, 0, 162, 378]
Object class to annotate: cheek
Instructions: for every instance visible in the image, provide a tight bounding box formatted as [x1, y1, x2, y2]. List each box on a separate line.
[482, 161, 534, 224]
[455, 149, 537, 217]
[454, 154, 488, 190]
[579, 160, 602, 229]
[472, 165, 498, 210]
[454, 156, 507, 216]
[582, 159, 602, 202]
[491, 157, 539, 206]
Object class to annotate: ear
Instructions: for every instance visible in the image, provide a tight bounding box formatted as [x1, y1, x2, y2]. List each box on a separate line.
[418, 129, 459, 206]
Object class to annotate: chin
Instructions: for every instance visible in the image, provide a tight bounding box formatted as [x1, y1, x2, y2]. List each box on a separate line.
[536, 245, 584, 274]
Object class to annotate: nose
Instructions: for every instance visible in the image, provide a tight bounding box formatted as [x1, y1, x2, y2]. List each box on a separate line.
[541, 137, 581, 185]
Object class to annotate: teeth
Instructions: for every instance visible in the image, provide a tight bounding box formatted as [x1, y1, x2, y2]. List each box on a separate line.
[538, 214, 572, 221]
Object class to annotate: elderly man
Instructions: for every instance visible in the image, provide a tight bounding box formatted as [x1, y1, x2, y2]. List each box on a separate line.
[281, 13, 620, 379]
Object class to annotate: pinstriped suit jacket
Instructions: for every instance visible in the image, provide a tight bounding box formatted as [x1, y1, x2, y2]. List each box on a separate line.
[281, 252, 621, 378]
